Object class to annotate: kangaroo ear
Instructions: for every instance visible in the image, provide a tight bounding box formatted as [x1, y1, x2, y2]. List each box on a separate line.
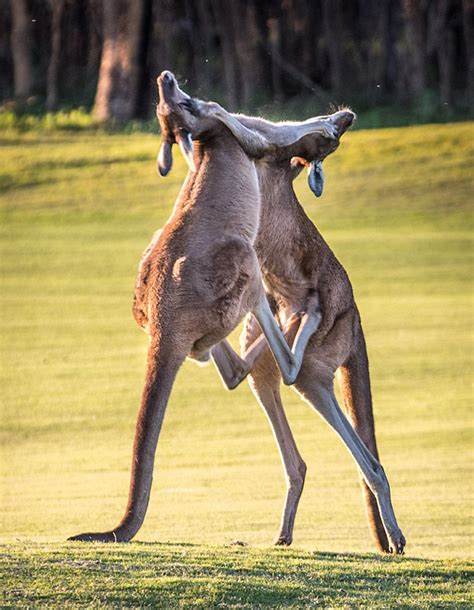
[157, 139, 173, 177]
[177, 131, 196, 173]
[307, 160, 324, 197]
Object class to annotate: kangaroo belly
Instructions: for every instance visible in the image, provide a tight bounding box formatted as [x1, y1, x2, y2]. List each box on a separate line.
[133, 227, 262, 358]
[183, 237, 261, 356]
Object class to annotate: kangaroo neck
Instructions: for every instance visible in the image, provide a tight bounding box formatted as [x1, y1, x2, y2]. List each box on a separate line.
[256, 164, 302, 231]
[253, 162, 328, 285]
[171, 134, 261, 243]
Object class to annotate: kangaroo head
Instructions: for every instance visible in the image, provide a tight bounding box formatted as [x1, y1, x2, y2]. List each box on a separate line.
[290, 109, 355, 197]
[156, 70, 232, 176]
[156, 71, 196, 176]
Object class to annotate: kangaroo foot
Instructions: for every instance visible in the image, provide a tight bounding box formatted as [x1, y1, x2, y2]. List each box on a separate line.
[225, 367, 251, 390]
[211, 341, 251, 390]
[388, 530, 406, 555]
[274, 534, 293, 546]
[68, 530, 124, 543]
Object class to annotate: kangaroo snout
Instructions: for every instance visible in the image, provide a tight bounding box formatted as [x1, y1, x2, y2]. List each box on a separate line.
[332, 110, 356, 136]
[157, 70, 191, 110]
[158, 70, 175, 86]
[157, 71, 177, 101]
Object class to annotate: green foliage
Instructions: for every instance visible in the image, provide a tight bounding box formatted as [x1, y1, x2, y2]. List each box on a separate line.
[0, 108, 99, 132]
[1, 123, 473, 606]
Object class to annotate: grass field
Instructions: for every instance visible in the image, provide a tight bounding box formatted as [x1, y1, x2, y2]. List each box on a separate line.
[1, 122, 473, 607]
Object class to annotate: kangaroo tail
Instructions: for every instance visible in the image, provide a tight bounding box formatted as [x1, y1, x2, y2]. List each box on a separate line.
[337, 328, 391, 553]
[69, 335, 185, 543]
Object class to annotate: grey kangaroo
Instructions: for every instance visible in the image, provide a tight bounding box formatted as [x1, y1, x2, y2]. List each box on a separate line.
[69, 71, 336, 543]
[193, 102, 406, 554]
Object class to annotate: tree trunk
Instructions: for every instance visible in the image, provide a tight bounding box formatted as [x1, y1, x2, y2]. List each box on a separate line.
[431, 0, 454, 107]
[268, 16, 283, 103]
[402, 0, 428, 96]
[300, 0, 316, 84]
[438, 26, 454, 106]
[382, 0, 398, 95]
[86, 0, 103, 84]
[93, 0, 145, 122]
[231, 0, 258, 107]
[462, 0, 474, 109]
[10, 0, 33, 99]
[322, 0, 343, 93]
[195, 0, 213, 91]
[211, 0, 238, 109]
[252, 1, 273, 97]
[150, 0, 173, 78]
[46, 0, 65, 111]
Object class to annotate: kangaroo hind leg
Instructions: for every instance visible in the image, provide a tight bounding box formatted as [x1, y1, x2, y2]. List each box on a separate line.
[295, 376, 406, 554]
[337, 331, 391, 553]
[69, 336, 186, 543]
[249, 374, 307, 545]
[251, 293, 316, 386]
[212, 290, 322, 391]
[209, 239, 314, 387]
[211, 340, 250, 390]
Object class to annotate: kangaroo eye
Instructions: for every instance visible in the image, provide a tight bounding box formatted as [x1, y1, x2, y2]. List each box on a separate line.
[179, 99, 198, 116]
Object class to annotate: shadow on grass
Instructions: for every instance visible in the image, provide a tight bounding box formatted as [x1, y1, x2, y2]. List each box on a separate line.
[2, 542, 472, 608]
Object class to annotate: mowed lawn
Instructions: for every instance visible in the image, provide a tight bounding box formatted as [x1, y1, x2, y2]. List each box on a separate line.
[1, 122, 473, 607]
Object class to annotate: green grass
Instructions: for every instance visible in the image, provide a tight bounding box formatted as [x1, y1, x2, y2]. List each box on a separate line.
[1, 122, 473, 607]
[2, 544, 472, 608]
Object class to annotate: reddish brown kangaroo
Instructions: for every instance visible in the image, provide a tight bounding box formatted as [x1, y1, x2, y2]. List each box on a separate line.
[198, 103, 406, 554]
[68, 72, 336, 543]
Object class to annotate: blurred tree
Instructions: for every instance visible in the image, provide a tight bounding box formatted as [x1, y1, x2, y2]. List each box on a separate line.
[93, 0, 148, 121]
[402, 0, 429, 96]
[9, 0, 33, 100]
[462, 0, 474, 107]
[212, 0, 239, 110]
[322, 0, 343, 94]
[46, 0, 64, 111]
[428, 0, 455, 106]
[2, 0, 472, 120]
[86, 0, 103, 86]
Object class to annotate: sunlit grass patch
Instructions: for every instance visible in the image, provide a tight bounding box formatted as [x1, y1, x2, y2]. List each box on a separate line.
[1, 122, 473, 606]
[1, 543, 473, 608]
